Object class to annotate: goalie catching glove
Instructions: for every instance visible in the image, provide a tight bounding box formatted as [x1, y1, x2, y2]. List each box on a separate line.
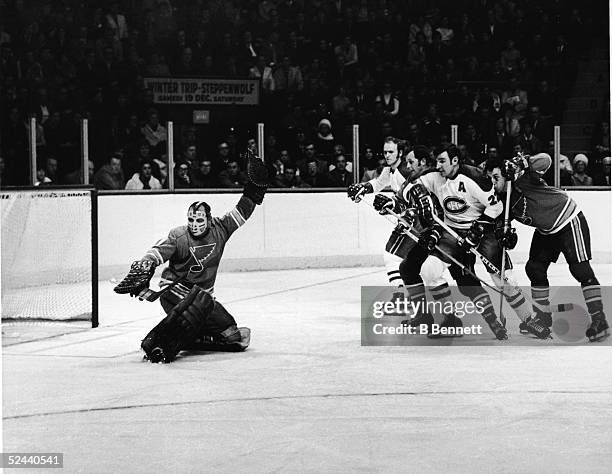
[347, 182, 373, 202]
[114, 260, 156, 297]
[243, 150, 269, 205]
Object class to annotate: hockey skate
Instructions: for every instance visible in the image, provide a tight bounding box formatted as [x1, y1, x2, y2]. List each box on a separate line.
[141, 332, 181, 363]
[586, 314, 609, 342]
[484, 315, 508, 340]
[427, 314, 464, 338]
[402, 312, 434, 332]
[185, 327, 251, 352]
[383, 291, 413, 318]
[519, 310, 552, 334]
[520, 316, 552, 339]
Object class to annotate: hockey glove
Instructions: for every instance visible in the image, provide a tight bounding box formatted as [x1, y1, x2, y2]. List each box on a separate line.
[347, 182, 372, 202]
[244, 154, 269, 205]
[114, 260, 156, 297]
[495, 226, 518, 250]
[418, 226, 442, 252]
[460, 221, 485, 252]
[373, 193, 396, 215]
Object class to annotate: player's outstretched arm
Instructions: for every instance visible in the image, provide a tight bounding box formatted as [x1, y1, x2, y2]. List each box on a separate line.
[114, 260, 156, 296]
[243, 153, 269, 205]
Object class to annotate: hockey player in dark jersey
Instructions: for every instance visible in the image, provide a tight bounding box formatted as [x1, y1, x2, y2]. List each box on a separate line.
[113, 157, 268, 362]
[486, 154, 609, 342]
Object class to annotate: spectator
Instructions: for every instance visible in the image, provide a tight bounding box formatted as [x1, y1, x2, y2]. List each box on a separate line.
[0, 155, 5, 187]
[591, 121, 611, 160]
[218, 159, 248, 188]
[501, 77, 528, 117]
[334, 36, 358, 68]
[141, 109, 167, 157]
[546, 141, 573, 186]
[174, 161, 193, 189]
[301, 157, 329, 187]
[500, 39, 521, 72]
[593, 157, 611, 186]
[375, 82, 400, 119]
[44, 157, 59, 184]
[152, 158, 168, 187]
[35, 167, 52, 186]
[125, 160, 162, 190]
[273, 166, 302, 188]
[63, 160, 95, 185]
[315, 119, 335, 159]
[327, 154, 352, 187]
[516, 122, 543, 155]
[94, 154, 125, 190]
[191, 160, 218, 188]
[362, 155, 386, 181]
[528, 106, 553, 143]
[106, 2, 129, 41]
[571, 154, 593, 186]
[488, 118, 514, 157]
[214, 142, 231, 171]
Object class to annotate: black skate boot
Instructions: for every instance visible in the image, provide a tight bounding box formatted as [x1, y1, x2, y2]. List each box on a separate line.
[522, 316, 552, 339]
[484, 315, 508, 340]
[427, 314, 464, 338]
[402, 312, 434, 333]
[586, 313, 609, 342]
[519, 310, 552, 334]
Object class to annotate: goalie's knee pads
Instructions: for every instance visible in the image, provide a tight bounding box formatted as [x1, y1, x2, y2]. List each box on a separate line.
[420, 256, 447, 287]
[170, 285, 215, 337]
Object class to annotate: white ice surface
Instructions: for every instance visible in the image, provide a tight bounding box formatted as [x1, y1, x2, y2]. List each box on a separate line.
[3, 264, 612, 472]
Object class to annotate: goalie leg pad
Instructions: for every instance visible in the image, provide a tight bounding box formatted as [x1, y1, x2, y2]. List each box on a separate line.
[185, 327, 251, 352]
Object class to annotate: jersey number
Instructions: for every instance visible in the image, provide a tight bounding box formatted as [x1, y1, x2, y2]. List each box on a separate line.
[488, 195, 498, 205]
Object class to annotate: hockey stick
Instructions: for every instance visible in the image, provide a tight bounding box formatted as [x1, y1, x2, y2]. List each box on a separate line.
[136, 278, 186, 302]
[362, 199, 511, 297]
[498, 180, 513, 327]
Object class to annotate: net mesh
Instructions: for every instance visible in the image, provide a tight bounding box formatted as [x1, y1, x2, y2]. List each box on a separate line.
[1, 189, 93, 321]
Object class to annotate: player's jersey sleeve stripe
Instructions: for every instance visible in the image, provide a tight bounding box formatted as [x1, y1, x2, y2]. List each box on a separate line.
[145, 248, 164, 265]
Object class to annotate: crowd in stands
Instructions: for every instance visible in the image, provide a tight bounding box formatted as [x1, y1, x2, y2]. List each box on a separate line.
[0, 0, 609, 188]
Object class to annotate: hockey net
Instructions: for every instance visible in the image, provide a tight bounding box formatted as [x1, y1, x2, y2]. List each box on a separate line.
[1, 188, 97, 326]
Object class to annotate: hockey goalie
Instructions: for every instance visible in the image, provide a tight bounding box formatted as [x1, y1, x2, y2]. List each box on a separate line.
[113, 155, 268, 363]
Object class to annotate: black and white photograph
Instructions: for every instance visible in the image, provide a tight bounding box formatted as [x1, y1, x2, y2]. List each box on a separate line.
[1, 0, 611, 471]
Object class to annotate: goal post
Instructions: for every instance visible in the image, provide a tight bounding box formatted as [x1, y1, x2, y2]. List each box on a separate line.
[1, 186, 98, 327]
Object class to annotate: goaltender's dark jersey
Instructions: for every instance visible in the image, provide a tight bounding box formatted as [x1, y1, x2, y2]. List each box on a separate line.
[141, 196, 256, 293]
[510, 173, 579, 234]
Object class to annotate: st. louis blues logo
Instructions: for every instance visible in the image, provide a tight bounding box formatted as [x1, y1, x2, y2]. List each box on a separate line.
[189, 243, 216, 273]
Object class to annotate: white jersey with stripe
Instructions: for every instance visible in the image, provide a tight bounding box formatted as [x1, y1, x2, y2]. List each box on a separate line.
[141, 195, 256, 293]
[417, 165, 503, 229]
[368, 162, 411, 193]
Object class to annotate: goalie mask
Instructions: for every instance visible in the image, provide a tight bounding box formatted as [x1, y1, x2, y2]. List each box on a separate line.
[187, 201, 212, 237]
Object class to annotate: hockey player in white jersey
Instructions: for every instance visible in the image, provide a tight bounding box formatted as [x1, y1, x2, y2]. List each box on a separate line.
[347, 138, 430, 292]
[400, 145, 511, 339]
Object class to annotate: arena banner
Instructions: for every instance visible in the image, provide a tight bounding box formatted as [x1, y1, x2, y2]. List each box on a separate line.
[144, 77, 260, 105]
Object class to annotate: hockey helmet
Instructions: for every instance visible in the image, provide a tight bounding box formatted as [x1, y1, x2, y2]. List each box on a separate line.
[187, 201, 212, 237]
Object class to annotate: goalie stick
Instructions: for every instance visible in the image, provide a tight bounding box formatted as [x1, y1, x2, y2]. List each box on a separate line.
[136, 278, 187, 302]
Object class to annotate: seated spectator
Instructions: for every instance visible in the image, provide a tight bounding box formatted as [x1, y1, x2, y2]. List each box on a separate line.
[591, 121, 611, 161]
[174, 161, 193, 189]
[301, 157, 329, 187]
[516, 122, 543, 155]
[35, 167, 52, 186]
[593, 156, 611, 186]
[152, 159, 168, 188]
[571, 154, 593, 186]
[546, 141, 573, 186]
[500, 39, 521, 72]
[217, 159, 248, 188]
[191, 160, 218, 188]
[362, 155, 387, 181]
[315, 119, 335, 160]
[141, 109, 167, 157]
[94, 154, 125, 190]
[273, 166, 302, 188]
[44, 157, 59, 184]
[125, 160, 162, 190]
[488, 118, 514, 158]
[327, 155, 352, 187]
[63, 160, 95, 185]
[501, 77, 528, 117]
[375, 82, 400, 119]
